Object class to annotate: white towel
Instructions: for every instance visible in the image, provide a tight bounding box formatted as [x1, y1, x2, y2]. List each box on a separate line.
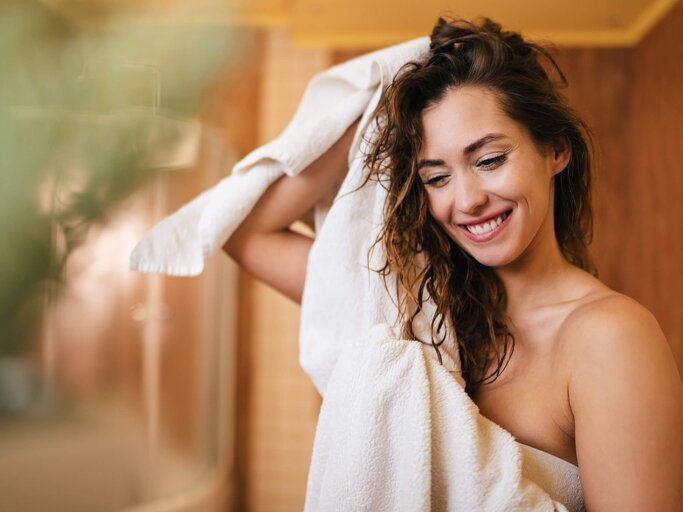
[130, 37, 571, 511]
[129, 37, 423, 275]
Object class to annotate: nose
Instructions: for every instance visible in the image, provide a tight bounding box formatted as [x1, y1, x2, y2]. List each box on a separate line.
[452, 172, 488, 215]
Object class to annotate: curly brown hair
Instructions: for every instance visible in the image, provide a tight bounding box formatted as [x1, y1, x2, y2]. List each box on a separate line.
[363, 16, 596, 394]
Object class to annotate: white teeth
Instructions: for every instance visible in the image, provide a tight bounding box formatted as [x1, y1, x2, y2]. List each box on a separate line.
[465, 212, 508, 235]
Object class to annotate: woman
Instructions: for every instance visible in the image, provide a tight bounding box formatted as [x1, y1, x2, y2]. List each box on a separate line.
[224, 17, 683, 510]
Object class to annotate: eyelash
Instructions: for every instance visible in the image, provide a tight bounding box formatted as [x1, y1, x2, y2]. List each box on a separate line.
[422, 154, 508, 186]
[478, 153, 507, 170]
[424, 175, 447, 186]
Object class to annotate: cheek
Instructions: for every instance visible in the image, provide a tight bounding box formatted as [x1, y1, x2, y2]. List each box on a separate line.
[491, 170, 525, 195]
[492, 166, 548, 207]
[425, 191, 451, 221]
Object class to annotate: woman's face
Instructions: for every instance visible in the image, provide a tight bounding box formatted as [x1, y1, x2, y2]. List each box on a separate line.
[417, 85, 570, 269]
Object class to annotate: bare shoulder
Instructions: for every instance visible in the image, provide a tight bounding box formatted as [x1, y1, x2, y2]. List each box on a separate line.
[558, 288, 683, 510]
[558, 289, 668, 360]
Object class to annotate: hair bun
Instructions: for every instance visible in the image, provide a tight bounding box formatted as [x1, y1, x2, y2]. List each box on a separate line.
[429, 17, 504, 51]
[427, 16, 548, 77]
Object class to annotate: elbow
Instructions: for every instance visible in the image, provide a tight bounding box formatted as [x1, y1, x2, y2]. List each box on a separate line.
[222, 229, 248, 265]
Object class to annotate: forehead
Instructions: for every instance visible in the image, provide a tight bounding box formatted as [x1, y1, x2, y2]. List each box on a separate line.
[419, 86, 519, 154]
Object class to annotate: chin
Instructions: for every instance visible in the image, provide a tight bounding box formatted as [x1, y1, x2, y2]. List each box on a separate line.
[454, 241, 519, 269]
[471, 253, 515, 268]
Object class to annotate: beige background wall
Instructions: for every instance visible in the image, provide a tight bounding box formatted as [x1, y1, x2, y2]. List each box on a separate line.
[221, 29, 331, 512]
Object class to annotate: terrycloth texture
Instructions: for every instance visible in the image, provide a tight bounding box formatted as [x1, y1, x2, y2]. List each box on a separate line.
[520, 444, 584, 512]
[129, 166, 282, 275]
[303, 325, 569, 512]
[130, 37, 572, 511]
[129, 37, 422, 275]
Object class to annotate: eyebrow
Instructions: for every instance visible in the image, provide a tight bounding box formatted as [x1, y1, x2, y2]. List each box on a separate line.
[417, 133, 508, 171]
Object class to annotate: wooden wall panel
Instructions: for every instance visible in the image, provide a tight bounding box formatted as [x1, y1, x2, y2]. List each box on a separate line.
[626, 1, 683, 366]
[559, 1, 683, 370]
[553, 48, 635, 291]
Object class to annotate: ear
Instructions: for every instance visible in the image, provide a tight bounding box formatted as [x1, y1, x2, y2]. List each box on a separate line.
[549, 136, 571, 176]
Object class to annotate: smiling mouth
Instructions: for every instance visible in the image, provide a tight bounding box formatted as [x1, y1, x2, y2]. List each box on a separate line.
[459, 210, 511, 236]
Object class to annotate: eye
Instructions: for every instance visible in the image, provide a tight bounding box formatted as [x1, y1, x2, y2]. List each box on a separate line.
[422, 174, 449, 187]
[477, 154, 507, 170]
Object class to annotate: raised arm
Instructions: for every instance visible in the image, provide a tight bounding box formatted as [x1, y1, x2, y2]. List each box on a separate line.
[222, 119, 360, 303]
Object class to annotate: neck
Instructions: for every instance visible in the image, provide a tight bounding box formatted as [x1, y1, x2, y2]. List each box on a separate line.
[494, 234, 574, 320]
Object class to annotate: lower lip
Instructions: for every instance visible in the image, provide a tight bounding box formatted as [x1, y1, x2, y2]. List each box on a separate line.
[458, 210, 512, 243]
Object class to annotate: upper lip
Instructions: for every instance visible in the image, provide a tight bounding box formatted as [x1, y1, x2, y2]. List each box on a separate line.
[457, 209, 511, 227]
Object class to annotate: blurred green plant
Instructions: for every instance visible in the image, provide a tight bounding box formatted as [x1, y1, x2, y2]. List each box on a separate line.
[0, 0, 236, 355]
